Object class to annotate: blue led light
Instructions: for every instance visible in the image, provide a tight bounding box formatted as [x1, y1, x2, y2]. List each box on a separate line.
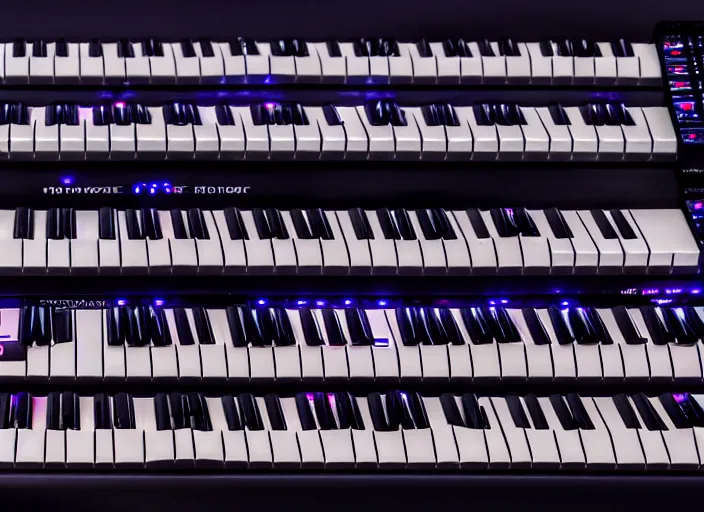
[116, 299, 127, 306]
[61, 176, 74, 185]
[344, 299, 353, 306]
[153, 299, 165, 307]
[692, 289, 702, 295]
[500, 299, 509, 304]
[134, 185, 141, 194]
[560, 301, 569, 306]
[315, 300, 325, 307]
[377, 300, 388, 306]
[256, 299, 267, 305]
[296, 300, 308, 306]
[489, 300, 496, 305]
[374, 338, 390, 347]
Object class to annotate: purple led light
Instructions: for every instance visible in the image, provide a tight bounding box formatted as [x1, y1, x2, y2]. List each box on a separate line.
[695, 202, 703, 210]
[114, 101, 126, 109]
[297, 300, 308, 306]
[643, 288, 659, 296]
[561, 301, 569, 306]
[154, 299, 165, 307]
[61, 177, 73, 185]
[306, 393, 315, 402]
[489, 300, 496, 305]
[344, 299, 352, 305]
[692, 289, 702, 295]
[264, 102, 276, 110]
[500, 299, 509, 304]
[256, 299, 266, 305]
[315, 300, 325, 307]
[377, 300, 388, 306]
[673, 392, 689, 404]
[116, 299, 127, 306]
[654, 298, 673, 305]
[134, 185, 141, 194]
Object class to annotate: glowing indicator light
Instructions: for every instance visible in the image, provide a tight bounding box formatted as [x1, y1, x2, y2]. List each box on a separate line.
[61, 177, 73, 185]
[256, 299, 267, 305]
[673, 392, 689, 404]
[377, 300, 388, 306]
[296, 300, 307, 306]
[315, 300, 325, 307]
[114, 101, 126, 108]
[344, 299, 353, 305]
[154, 299, 165, 307]
[116, 299, 127, 306]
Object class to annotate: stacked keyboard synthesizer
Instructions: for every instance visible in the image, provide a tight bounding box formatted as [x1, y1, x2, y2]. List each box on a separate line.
[3, 1, 704, 510]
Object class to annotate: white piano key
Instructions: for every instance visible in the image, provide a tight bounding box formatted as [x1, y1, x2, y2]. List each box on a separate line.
[563, 106, 598, 158]
[506, 43, 532, 81]
[148, 43, 176, 83]
[193, 106, 220, 157]
[124, 43, 150, 82]
[648, 396, 700, 468]
[524, 42, 552, 83]
[520, 397, 561, 468]
[457, 106, 498, 158]
[188, 306, 225, 380]
[218, 43, 246, 82]
[149, 337, 177, 380]
[217, 106, 246, 157]
[172, 426, 195, 465]
[98, 209, 120, 273]
[193, 41, 224, 83]
[136, 397, 174, 467]
[232, 106, 269, 158]
[462, 323, 501, 380]
[578, 397, 617, 468]
[593, 114, 625, 157]
[632, 43, 662, 85]
[593, 397, 644, 468]
[452, 210, 497, 273]
[403, 43, 436, 82]
[480, 210, 522, 273]
[559, 210, 598, 272]
[393, 110, 422, 158]
[117, 211, 147, 273]
[529, 209, 574, 273]
[113, 427, 144, 468]
[287, 310, 324, 380]
[497, 120, 524, 157]
[294, 45, 322, 82]
[335, 107, 368, 157]
[452, 421, 489, 468]
[407, 211, 446, 274]
[165, 112, 196, 157]
[535, 107, 573, 158]
[508, 309, 553, 380]
[23, 210, 47, 273]
[628, 308, 673, 381]
[307, 311, 345, 380]
[0, 428, 15, 466]
[71, 211, 100, 273]
[368, 309, 400, 380]
[406, 107, 447, 158]
[125, 336, 152, 380]
[597, 308, 646, 381]
[344, 397, 376, 467]
[627, 209, 701, 272]
[384, 309, 423, 380]
[478, 396, 511, 468]
[336, 311, 374, 379]
[281, 397, 324, 467]
[172, 43, 200, 83]
[305, 106, 346, 157]
[519, 210, 551, 273]
[627, 396, 670, 468]
[137, 107, 167, 156]
[16, 396, 47, 467]
[364, 209, 398, 274]
[79, 43, 104, 83]
[641, 107, 677, 157]
[498, 339, 527, 380]
[309, 43, 345, 82]
[388, 45, 414, 83]
[334, 210, 371, 274]
[5, 42, 29, 83]
[50, 310, 76, 379]
[539, 396, 585, 467]
[75, 309, 103, 379]
[594, 42, 618, 83]
[519, 107, 549, 156]
[102, 310, 126, 379]
[480, 42, 506, 82]
[318, 210, 349, 274]
[536, 309, 576, 379]
[573, 51, 595, 83]
[207, 397, 243, 468]
[356, 105, 394, 158]
[337, 43, 369, 82]
[160, 210, 196, 271]
[440, 211, 472, 274]
[243, 42, 271, 79]
[211, 209, 247, 274]
[33, 107, 59, 157]
[622, 106, 653, 158]
[429, 42, 459, 82]
[196, 212, 225, 273]
[459, 42, 483, 83]
[422, 397, 459, 466]
[367, 411, 406, 467]
[613, 46, 641, 84]
[490, 397, 532, 467]
[574, 341, 603, 380]
[403, 426, 436, 468]
[0, 308, 24, 378]
[208, 310, 246, 381]
[54, 43, 80, 83]
[577, 210, 624, 271]
[239, 211, 274, 273]
[260, 43, 296, 82]
[67, 397, 95, 467]
[267, 116, 296, 157]
[293, 109, 322, 156]
[164, 309, 201, 379]
[605, 209, 649, 271]
[102, 43, 126, 83]
[0, 211, 22, 272]
[257, 396, 300, 468]
[59, 115, 86, 159]
[109, 113, 137, 158]
[81, 107, 109, 157]
[368, 52, 390, 82]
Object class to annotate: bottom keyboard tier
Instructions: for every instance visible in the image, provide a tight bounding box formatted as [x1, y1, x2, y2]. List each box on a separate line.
[0, 390, 703, 471]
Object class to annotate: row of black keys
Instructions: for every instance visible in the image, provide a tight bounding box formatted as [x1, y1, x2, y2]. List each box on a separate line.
[4, 37, 636, 60]
[18, 303, 704, 350]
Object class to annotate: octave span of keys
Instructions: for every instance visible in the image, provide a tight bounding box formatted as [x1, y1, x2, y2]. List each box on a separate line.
[0, 38, 661, 85]
[0, 101, 677, 161]
[1, 390, 704, 470]
[0, 206, 697, 275]
[5, 303, 704, 382]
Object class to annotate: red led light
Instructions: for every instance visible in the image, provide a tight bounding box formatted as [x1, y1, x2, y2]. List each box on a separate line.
[690, 133, 698, 139]
[672, 50, 681, 56]
[683, 103, 693, 111]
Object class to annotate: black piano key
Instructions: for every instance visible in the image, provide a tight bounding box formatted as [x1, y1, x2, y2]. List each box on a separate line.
[140, 208, 162, 240]
[264, 394, 288, 430]
[490, 208, 520, 237]
[272, 308, 296, 347]
[113, 393, 135, 429]
[33, 307, 52, 346]
[611, 39, 634, 58]
[170, 209, 189, 239]
[662, 308, 697, 345]
[549, 395, 579, 430]
[154, 393, 172, 430]
[548, 306, 575, 345]
[198, 40, 215, 57]
[514, 208, 539, 236]
[235, 394, 264, 429]
[612, 307, 647, 344]
[62, 208, 76, 239]
[548, 104, 571, 125]
[568, 308, 596, 345]
[460, 308, 493, 344]
[252, 208, 273, 239]
[290, 209, 314, 239]
[107, 307, 125, 346]
[416, 209, 441, 240]
[14, 392, 32, 429]
[141, 38, 162, 57]
[349, 208, 374, 240]
[632, 393, 667, 431]
[214, 104, 236, 126]
[422, 307, 450, 345]
[94, 393, 112, 429]
[308, 209, 334, 240]
[587, 308, 613, 345]
[523, 394, 549, 430]
[13, 207, 34, 240]
[326, 40, 342, 57]
[173, 308, 196, 346]
[367, 392, 395, 431]
[438, 308, 464, 345]
[169, 392, 186, 430]
[442, 39, 471, 57]
[571, 39, 601, 57]
[314, 393, 337, 430]
[496, 307, 522, 343]
[608, 209, 637, 239]
[685, 306, 704, 340]
[226, 306, 264, 347]
[125, 306, 149, 347]
[461, 393, 489, 429]
[522, 308, 551, 345]
[565, 393, 595, 429]
[188, 393, 212, 431]
[117, 39, 135, 58]
[477, 39, 495, 57]
[223, 207, 248, 240]
[406, 392, 430, 429]
[47, 391, 61, 430]
[498, 39, 521, 57]
[544, 208, 573, 239]
[187, 208, 209, 239]
[376, 209, 402, 240]
[193, 308, 215, 345]
[322, 104, 343, 126]
[0, 394, 10, 429]
[19, 306, 33, 346]
[148, 307, 172, 347]
[345, 309, 375, 346]
[180, 40, 196, 58]
[659, 393, 693, 429]
[416, 39, 433, 57]
[640, 306, 675, 345]
[395, 308, 424, 346]
[676, 394, 704, 428]
[229, 37, 259, 56]
[339, 392, 364, 430]
[466, 208, 491, 239]
[52, 309, 74, 344]
[440, 394, 464, 427]
[92, 106, 113, 126]
[62, 391, 79, 430]
[255, 308, 278, 346]
[613, 394, 641, 429]
[296, 393, 319, 430]
[125, 209, 143, 239]
[221, 395, 243, 431]
[134, 104, 151, 124]
[46, 208, 63, 240]
[265, 208, 289, 239]
[88, 39, 103, 57]
[12, 40, 26, 58]
[505, 395, 531, 428]
[299, 309, 325, 346]
[32, 39, 48, 58]
[321, 309, 347, 346]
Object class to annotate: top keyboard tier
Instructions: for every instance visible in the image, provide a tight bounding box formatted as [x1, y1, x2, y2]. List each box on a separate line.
[0, 38, 662, 86]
